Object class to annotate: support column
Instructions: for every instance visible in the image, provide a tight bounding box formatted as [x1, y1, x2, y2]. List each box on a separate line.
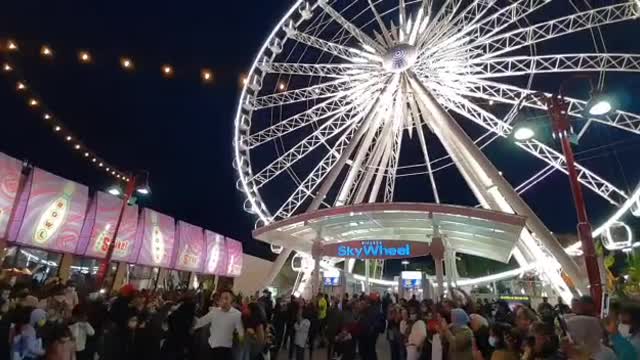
[431, 235, 445, 300]
[111, 262, 127, 291]
[408, 74, 583, 300]
[262, 248, 292, 288]
[364, 259, 371, 294]
[57, 253, 74, 282]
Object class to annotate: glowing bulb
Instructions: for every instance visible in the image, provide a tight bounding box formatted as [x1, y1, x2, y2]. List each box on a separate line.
[28, 99, 38, 107]
[120, 57, 133, 69]
[54, 126, 61, 132]
[65, 136, 72, 141]
[40, 46, 52, 57]
[201, 69, 212, 82]
[74, 144, 81, 150]
[16, 82, 26, 91]
[162, 65, 173, 76]
[111, 171, 116, 175]
[92, 158, 97, 162]
[278, 83, 285, 91]
[43, 113, 51, 120]
[489, 100, 495, 105]
[84, 152, 89, 157]
[106, 167, 110, 171]
[7, 40, 17, 51]
[116, 174, 121, 179]
[79, 51, 91, 63]
[99, 162, 104, 167]
[242, 77, 248, 85]
[2, 63, 12, 72]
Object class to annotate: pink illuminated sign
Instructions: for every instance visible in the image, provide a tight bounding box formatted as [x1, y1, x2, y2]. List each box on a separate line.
[204, 230, 226, 275]
[78, 192, 139, 260]
[225, 237, 243, 277]
[0, 153, 22, 239]
[11, 168, 88, 253]
[173, 221, 205, 272]
[134, 209, 176, 268]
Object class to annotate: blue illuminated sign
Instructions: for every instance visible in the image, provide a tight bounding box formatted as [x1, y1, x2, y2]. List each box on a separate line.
[337, 241, 411, 258]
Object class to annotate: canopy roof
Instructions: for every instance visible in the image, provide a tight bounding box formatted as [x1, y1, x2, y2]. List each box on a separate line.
[254, 203, 527, 263]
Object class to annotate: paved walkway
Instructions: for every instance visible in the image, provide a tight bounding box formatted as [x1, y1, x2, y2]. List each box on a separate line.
[275, 336, 390, 360]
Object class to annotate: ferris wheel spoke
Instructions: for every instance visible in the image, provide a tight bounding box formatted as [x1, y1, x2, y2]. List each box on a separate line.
[272, 126, 357, 220]
[516, 164, 556, 195]
[259, 62, 379, 78]
[367, 0, 393, 47]
[384, 127, 403, 202]
[429, 0, 497, 46]
[249, 76, 369, 109]
[317, 0, 385, 54]
[250, 101, 374, 188]
[461, 79, 640, 135]
[470, 53, 640, 78]
[470, 2, 640, 60]
[286, 28, 382, 64]
[419, 0, 463, 46]
[440, 92, 628, 206]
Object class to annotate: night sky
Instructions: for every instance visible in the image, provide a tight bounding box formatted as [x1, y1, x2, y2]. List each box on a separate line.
[1, 0, 639, 269]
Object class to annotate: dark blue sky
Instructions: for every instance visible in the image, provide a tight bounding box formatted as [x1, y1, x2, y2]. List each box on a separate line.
[1, 0, 639, 263]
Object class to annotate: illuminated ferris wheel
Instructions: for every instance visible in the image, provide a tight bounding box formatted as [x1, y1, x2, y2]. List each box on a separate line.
[233, 0, 640, 296]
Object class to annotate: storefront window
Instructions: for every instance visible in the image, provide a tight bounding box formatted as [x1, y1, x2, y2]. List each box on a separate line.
[1, 246, 62, 285]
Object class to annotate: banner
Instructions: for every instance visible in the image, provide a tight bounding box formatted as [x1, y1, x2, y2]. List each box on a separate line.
[134, 209, 176, 268]
[77, 192, 139, 260]
[321, 240, 431, 259]
[0, 153, 22, 239]
[225, 237, 243, 277]
[10, 168, 88, 253]
[204, 230, 226, 275]
[173, 221, 205, 272]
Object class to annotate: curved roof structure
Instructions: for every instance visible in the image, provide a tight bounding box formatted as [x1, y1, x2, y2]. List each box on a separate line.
[253, 203, 527, 263]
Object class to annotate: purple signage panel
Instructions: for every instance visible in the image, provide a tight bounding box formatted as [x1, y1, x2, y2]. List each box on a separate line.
[78, 192, 139, 260]
[321, 240, 431, 259]
[134, 209, 176, 268]
[203, 230, 226, 275]
[12, 168, 88, 253]
[0, 153, 23, 239]
[224, 237, 243, 277]
[173, 221, 205, 272]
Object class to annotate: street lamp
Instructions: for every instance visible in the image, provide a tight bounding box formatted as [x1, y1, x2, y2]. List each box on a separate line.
[511, 76, 613, 314]
[136, 171, 151, 195]
[96, 172, 151, 289]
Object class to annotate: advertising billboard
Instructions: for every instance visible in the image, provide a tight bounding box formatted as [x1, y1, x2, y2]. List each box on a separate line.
[134, 209, 176, 268]
[10, 168, 89, 253]
[0, 153, 23, 239]
[225, 238, 243, 277]
[204, 231, 226, 275]
[173, 221, 205, 272]
[77, 192, 139, 260]
[321, 240, 431, 259]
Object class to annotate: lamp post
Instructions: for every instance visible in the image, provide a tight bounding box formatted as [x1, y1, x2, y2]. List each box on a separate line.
[95, 171, 151, 290]
[511, 79, 612, 314]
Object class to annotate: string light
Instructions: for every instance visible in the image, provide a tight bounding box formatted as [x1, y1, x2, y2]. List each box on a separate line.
[65, 136, 72, 141]
[278, 82, 286, 91]
[92, 158, 97, 162]
[84, 152, 90, 157]
[43, 113, 51, 120]
[120, 57, 133, 70]
[54, 126, 61, 132]
[28, 98, 38, 107]
[16, 82, 27, 91]
[78, 51, 91, 63]
[241, 76, 248, 86]
[74, 144, 81, 150]
[162, 64, 173, 77]
[40, 45, 53, 57]
[2, 63, 12, 72]
[99, 163, 103, 167]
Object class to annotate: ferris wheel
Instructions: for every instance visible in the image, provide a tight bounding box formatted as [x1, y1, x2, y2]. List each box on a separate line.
[233, 0, 640, 296]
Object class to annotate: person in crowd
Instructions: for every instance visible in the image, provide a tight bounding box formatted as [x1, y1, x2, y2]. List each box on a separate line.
[386, 305, 403, 360]
[193, 288, 244, 358]
[470, 313, 491, 360]
[566, 315, 616, 360]
[438, 308, 474, 360]
[63, 282, 78, 312]
[160, 295, 196, 360]
[406, 306, 426, 360]
[285, 295, 300, 360]
[488, 323, 519, 360]
[604, 311, 639, 359]
[618, 301, 640, 354]
[494, 300, 514, 325]
[243, 301, 268, 360]
[522, 321, 564, 360]
[11, 308, 47, 360]
[258, 290, 273, 323]
[316, 292, 328, 348]
[67, 305, 95, 360]
[293, 308, 310, 360]
[334, 325, 356, 360]
[272, 297, 287, 354]
[324, 297, 343, 360]
[515, 307, 538, 338]
[46, 324, 75, 360]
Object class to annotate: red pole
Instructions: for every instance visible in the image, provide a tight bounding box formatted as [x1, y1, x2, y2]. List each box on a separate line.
[95, 176, 137, 290]
[548, 97, 602, 314]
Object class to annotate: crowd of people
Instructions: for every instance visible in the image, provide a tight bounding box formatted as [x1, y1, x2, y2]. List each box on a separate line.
[0, 275, 638, 360]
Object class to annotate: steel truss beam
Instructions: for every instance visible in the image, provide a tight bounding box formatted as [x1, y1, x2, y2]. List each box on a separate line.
[317, 0, 385, 53]
[259, 62, 379, 77]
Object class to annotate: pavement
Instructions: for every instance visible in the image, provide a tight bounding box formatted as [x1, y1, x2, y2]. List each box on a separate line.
[275, 335, 390, 360]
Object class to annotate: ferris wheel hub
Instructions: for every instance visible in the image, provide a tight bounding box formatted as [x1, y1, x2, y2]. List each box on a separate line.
[382, 43, 418, 73]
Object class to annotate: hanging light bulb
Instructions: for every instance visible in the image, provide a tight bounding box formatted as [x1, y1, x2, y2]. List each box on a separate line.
[162, 65, 173, 77]
[74, 144, 81, 150]
[43, 113, 51, 120]
[16, 82, 27, 91]
[28, 98, 39, 107]
[2, 63, 12, 72]
[65, 136, 72, 141]
[40, 45, 53, 57]
[78, 51, 91, 63]
[278, 82, 286, 91]
[6, 40, 18, 51]
[84, 152, 90, 157]
[201, 69, 213, 83]
[120, 57, 133, 70]
[92, 158, 97, 163]
[98, 162, 104, 167]
[54, 126, 61, 132]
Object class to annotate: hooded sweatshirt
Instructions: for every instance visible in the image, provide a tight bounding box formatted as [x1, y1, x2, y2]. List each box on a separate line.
[12, 308, 47, 359]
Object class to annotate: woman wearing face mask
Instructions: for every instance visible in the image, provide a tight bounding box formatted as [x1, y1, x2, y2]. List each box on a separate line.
[438, 308, 474, 360]
[604, 312, 638, 360]
[488, 323, 519, 360]
[406, 307, 427, 360]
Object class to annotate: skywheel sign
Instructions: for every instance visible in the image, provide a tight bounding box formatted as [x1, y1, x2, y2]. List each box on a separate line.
[321, 240, 430, 259]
